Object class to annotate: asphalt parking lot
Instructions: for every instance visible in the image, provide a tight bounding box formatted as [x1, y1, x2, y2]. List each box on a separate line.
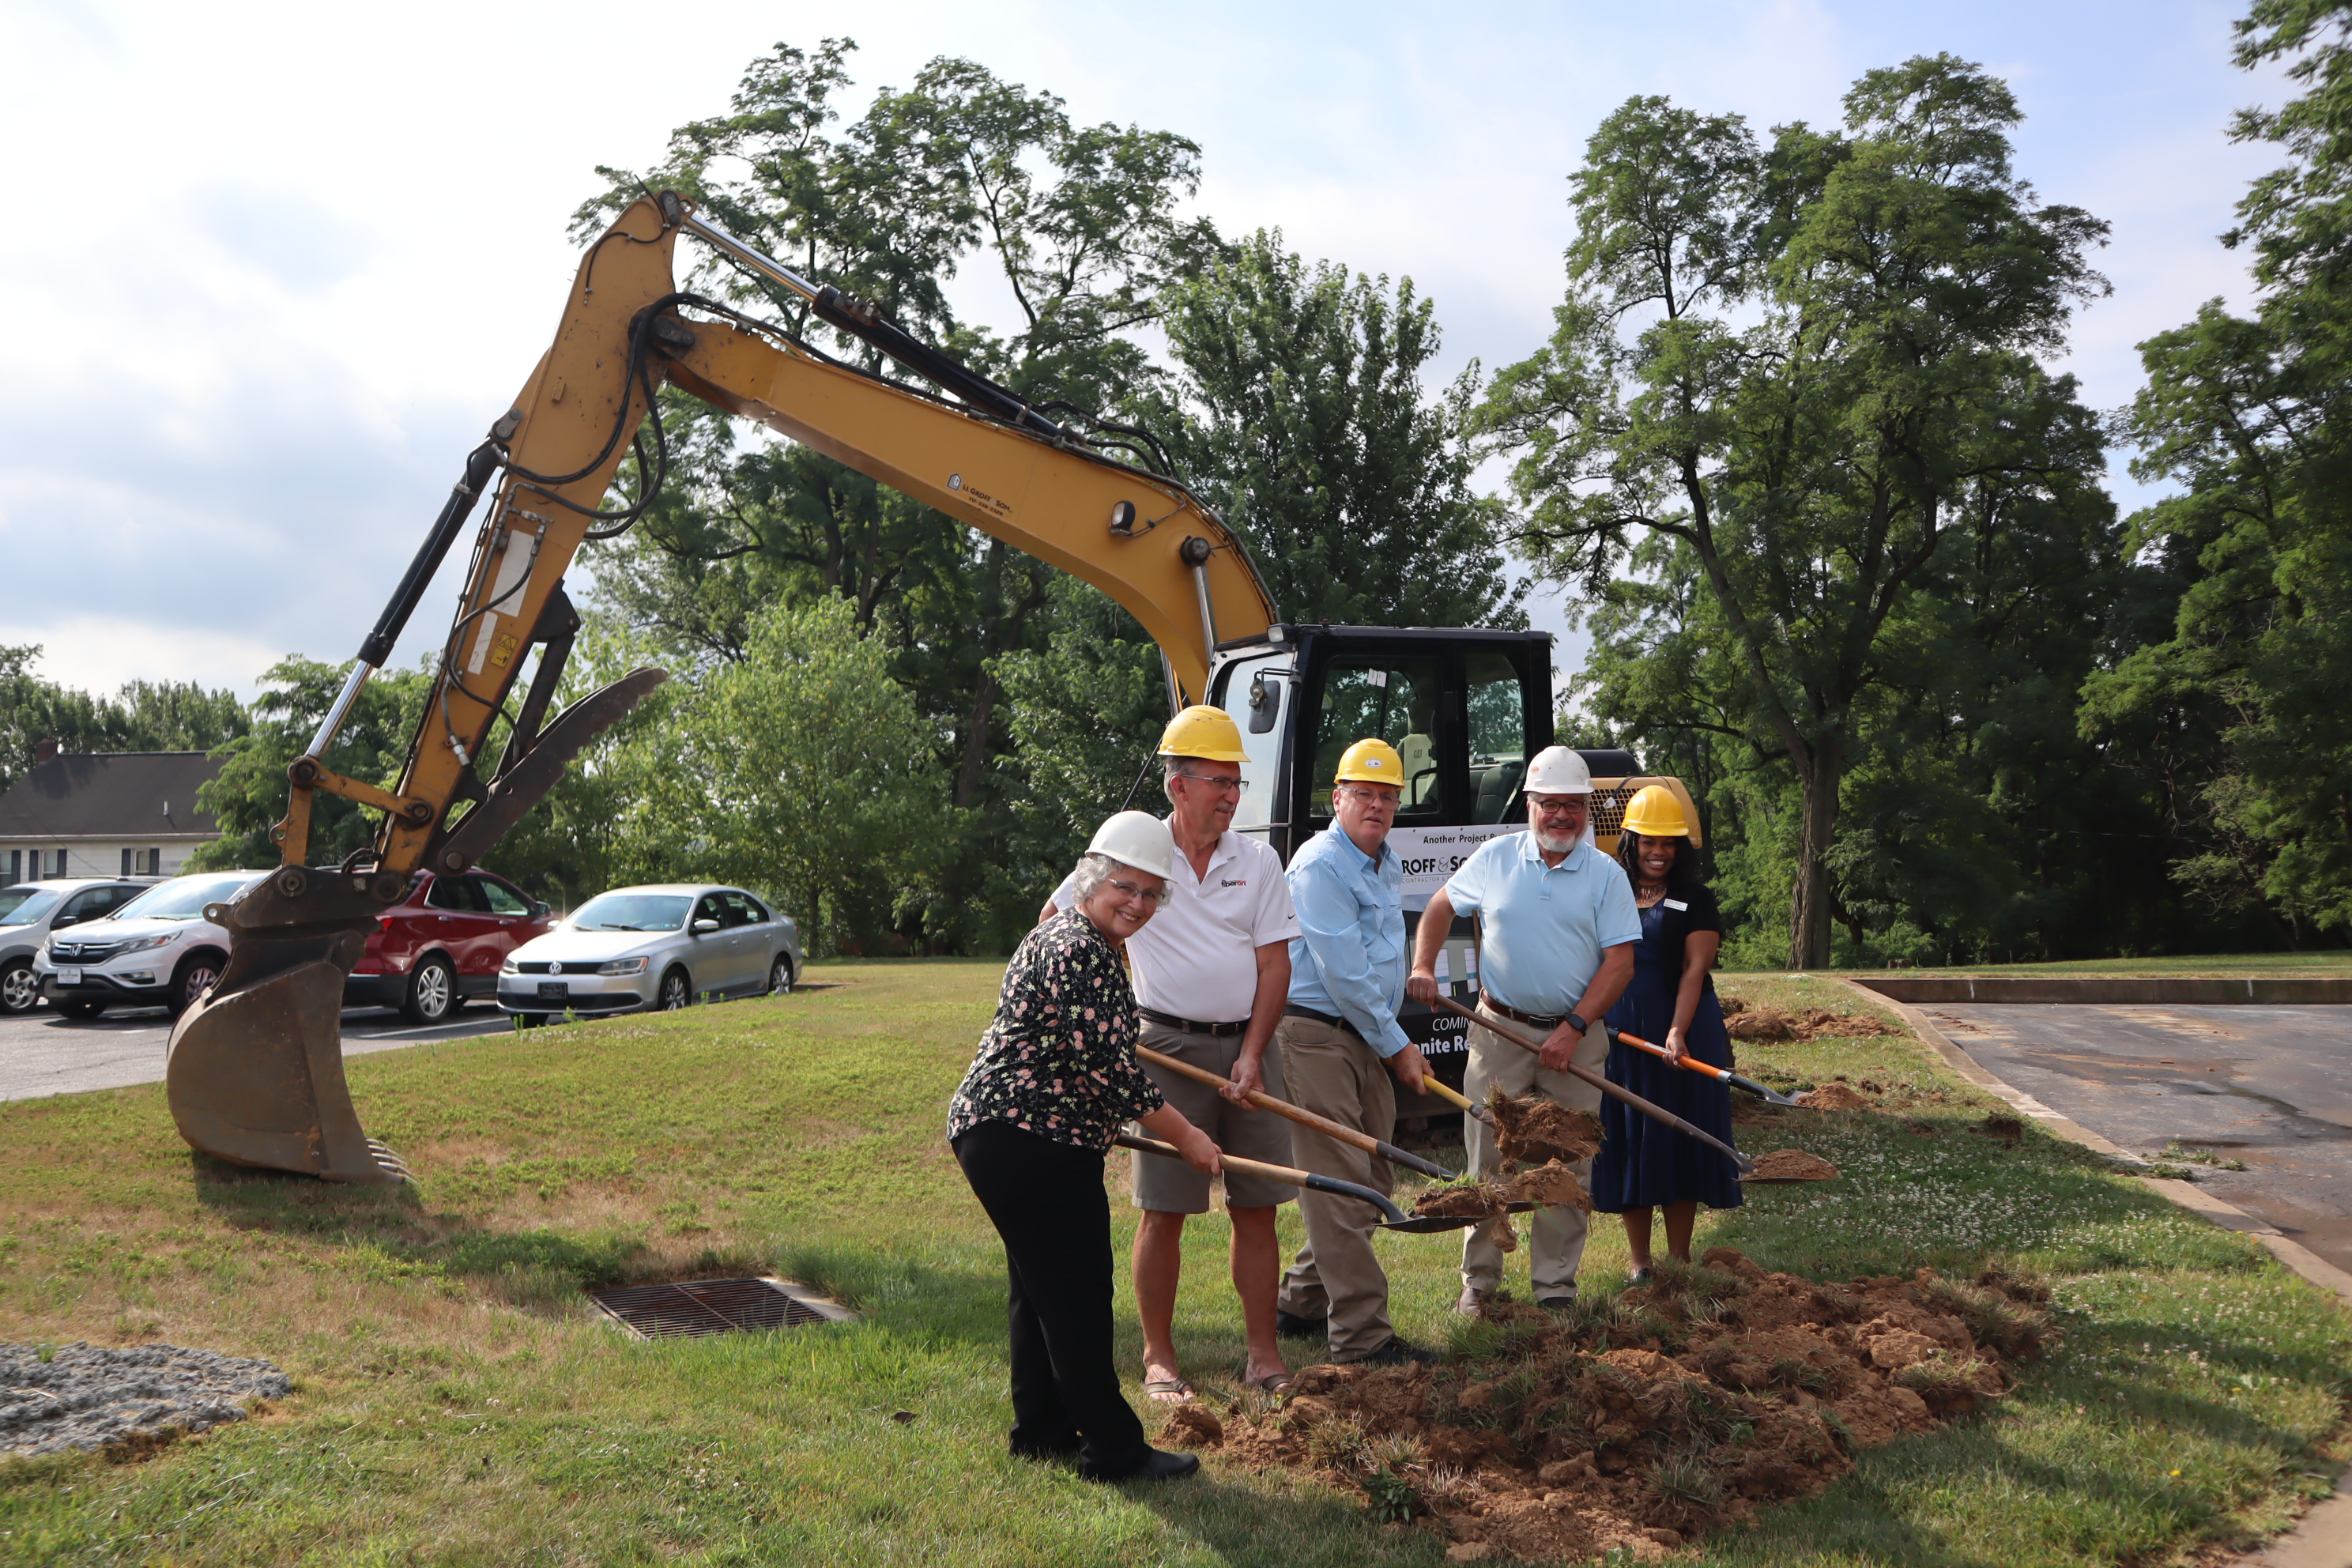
[1931, 1002, 2352, 1273]
[0, 1003, 514, 1104]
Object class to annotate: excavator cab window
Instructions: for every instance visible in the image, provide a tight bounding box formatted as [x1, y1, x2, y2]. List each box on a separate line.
[1465, 647, 1528, 824]
[1310, 658, 1446, 822]
[1219, 653, 1291, 839]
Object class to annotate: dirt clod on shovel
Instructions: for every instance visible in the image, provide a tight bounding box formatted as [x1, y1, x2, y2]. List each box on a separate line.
[1201, 1249, 2052, 1562]
[1488, 1093, 1602, 1167]
[1502, 1159, 1590, 1209]
[1412, 1162, 1595, 1223]
[1415, 1181, 1513, 1220]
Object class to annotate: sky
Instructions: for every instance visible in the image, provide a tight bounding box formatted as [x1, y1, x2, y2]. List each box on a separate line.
[0, 0, 2294, 702]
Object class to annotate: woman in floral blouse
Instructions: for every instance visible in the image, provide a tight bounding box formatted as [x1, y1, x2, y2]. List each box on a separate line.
[948, 811, 1221, 1483]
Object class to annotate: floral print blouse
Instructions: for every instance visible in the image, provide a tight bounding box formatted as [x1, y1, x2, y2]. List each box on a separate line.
[947, 908, 1167, 1152]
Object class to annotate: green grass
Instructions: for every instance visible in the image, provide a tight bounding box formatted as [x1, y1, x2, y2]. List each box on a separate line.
[1788, 951, 2352, 978]
[0, 962, 2344, 1566]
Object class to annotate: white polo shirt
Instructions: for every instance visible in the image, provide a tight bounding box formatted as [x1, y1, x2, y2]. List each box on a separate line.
[1054, 829, 1298, 1023]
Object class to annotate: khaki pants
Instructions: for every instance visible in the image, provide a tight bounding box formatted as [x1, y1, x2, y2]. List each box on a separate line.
[1460, 1009, 1608, 1298]
[1272, 1016, 1397, 1360]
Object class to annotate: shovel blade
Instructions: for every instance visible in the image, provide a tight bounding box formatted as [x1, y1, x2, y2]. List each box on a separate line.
[164, 868, 407, 1184]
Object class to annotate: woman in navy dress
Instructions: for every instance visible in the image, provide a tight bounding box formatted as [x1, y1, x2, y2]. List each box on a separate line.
[1590, 786, 1740, 1278]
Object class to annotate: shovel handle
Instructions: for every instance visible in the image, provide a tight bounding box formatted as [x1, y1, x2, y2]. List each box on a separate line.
[1114, 1133, 1408, 1225]
[1418, 1072, 1501, 1129]
[1432, 996, 1755, 1178]
[1136, 1043, 1457, 1181]
[1608, 1027, 1800, 1107]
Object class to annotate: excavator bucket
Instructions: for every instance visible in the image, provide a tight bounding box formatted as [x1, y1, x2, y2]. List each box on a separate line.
[165, 865, 413, 1182]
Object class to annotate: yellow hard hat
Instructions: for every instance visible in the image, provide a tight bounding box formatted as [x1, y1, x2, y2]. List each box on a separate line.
[1621, 784, 1691, 839]
[1334, 737, 1406, 786]
[1157, 705, 1246, 763]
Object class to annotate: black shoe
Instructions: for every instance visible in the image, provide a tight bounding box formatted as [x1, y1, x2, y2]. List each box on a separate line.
[1080, 1446, 1200, 1483]
[1349, 1335, 1441, 1367]
[1537, 1292, 1577, 1314]
[1275, 1310, 1328, 1339]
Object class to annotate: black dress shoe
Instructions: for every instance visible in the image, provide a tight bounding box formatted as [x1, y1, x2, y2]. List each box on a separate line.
[1080, 1446, 1200, 1483]
[1350, 1335, 1441, 1367]
[1274, 1310, 1328, 1339]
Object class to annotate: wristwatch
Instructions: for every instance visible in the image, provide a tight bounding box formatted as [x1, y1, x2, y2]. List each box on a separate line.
[1566, 1012, 1590, 1035]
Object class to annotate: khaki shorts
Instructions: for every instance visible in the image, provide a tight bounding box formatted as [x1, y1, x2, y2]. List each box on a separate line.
[1131, 1022, 1295, 1212]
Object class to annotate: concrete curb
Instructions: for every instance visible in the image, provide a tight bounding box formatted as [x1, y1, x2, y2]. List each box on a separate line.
[1832, 978, 2352, 1567]
[1850, 975, 2352, 1005]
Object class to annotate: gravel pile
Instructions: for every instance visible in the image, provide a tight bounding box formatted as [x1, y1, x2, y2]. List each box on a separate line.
[1, 1343, 290, 1456]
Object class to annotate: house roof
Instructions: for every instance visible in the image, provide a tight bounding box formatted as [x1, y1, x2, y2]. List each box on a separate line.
[0, 752, 224, 840]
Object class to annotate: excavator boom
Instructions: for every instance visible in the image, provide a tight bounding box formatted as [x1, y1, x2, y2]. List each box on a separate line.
[164, 192, 1277, 1181]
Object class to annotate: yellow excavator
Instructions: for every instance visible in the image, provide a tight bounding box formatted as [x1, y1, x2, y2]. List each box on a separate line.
[164, 191, 1698, 1182]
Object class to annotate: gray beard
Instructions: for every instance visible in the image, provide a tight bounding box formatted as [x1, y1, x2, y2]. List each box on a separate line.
[1533, 828, 1581, 854]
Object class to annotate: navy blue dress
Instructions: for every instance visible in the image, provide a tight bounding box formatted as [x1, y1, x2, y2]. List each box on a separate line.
[1589, 891, 1743, 1213]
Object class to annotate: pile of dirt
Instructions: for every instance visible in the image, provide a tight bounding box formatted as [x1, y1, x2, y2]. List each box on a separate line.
[1747, 1149, 1840, 1181]
[1796, 1082, 1874, 1111]
[1182, 1249, 2052, 1562]
[1490, 1094, 1603, 1167]
[1720, 998, 1895, 1044]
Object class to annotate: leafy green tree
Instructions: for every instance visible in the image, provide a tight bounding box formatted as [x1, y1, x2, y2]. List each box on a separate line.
[0, 645, 249, 795]
[1483, 61, 2111, 967]
[1149, 229, 1520, 629]
[2085, 1, 2352, 940]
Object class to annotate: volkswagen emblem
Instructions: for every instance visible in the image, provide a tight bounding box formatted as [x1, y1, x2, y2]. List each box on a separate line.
[548, 962, 563, 976]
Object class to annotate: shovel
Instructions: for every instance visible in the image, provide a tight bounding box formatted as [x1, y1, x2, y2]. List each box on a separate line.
[1430, 995, 1758, 1180]
[1608, 1027, 1805, 1107]
[1113, 1134, 1525, 1234]
[1135, 1044, 1460, 1180]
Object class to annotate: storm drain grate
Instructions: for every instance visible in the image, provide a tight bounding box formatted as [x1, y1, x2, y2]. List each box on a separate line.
[586, 1277, 852, 1340]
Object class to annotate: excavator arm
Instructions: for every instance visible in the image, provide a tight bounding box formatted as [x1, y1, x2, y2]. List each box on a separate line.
[164, 192, 1277, 1182]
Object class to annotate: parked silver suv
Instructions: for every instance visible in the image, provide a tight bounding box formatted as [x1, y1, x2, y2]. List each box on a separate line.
[36, 871, 269, 1019]
[0, 879, 156, 1015]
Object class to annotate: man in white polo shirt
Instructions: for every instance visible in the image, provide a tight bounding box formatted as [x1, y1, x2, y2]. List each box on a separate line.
[1042, 706, 1298, 1398]
[1406, 745, 1640, 1314]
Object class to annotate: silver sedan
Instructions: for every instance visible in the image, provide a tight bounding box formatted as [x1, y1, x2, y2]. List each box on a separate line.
[496, 884, 802, 1022]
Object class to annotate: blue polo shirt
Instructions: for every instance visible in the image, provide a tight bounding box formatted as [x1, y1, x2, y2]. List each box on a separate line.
[1442, 832, 1642, 1016]
[1284, 825, 1413, 1058]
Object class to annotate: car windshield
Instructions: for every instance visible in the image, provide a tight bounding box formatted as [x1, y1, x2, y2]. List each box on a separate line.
[112, 873, 262, 922]
[569, 892, 692, 933]
[0, 888, 61, 926]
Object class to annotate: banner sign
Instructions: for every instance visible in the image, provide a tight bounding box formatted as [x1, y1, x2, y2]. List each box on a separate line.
[1387, 824, 1525, 911]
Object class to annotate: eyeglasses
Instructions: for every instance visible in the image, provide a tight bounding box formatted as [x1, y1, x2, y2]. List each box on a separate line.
[1335, 786, 1400, 810]
[1175, 771, 1244, 793]
[1530, 797, 1589, 817]
[1105, 876, 1170, 906]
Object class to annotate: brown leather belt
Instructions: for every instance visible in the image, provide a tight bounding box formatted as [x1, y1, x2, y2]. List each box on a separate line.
[1479, 990, 1570, 1031]
[1138, 1007, 1249, 1038]
[1283, 1004, 1364, 1041]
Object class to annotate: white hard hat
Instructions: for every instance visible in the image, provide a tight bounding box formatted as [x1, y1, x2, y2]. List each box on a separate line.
[1087, 810, 1176, 881]
[1525, 746, 1594, 795]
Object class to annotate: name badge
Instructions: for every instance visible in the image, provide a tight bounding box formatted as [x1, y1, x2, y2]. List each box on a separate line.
[1663, 899, 1688, 911]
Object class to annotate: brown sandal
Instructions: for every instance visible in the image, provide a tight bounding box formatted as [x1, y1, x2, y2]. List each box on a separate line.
[1143, 1375, 1195, 1403]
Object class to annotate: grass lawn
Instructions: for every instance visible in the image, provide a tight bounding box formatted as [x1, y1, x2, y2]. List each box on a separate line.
[0, 963, 2344, 1566]
[1799, 952, 2352, 978]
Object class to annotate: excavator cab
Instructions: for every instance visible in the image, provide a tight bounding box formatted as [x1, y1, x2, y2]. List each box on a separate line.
[1208, 624, 1697, 1120]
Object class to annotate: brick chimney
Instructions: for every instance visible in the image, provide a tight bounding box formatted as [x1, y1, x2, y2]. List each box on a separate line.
[32, 739, 58, 763]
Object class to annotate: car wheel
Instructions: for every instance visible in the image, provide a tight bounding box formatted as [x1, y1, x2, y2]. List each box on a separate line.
[658, 968, 691, 1011]
[168, 952, 224, 1019]
[0, 961, 36, 1016]
[767, 954, 793, 995]
[56, 999, 107, 1020]
[402, 956, 458, 1025]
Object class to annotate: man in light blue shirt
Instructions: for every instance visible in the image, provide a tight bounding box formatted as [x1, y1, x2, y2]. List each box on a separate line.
[1271, 739, 1436, 1366]
[1408, 746, 1640, 1314]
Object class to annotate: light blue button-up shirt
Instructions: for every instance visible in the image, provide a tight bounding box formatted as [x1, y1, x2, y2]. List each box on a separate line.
[1284, 824, 1412, 1058]
[1443, 832, 1642, 1016]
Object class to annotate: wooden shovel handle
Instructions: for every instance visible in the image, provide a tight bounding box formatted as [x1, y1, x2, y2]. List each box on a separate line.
[1134, 1043, 1457, 1180]
[1430, 995, 1754, 1177]
[1113, 1133, 1408, 1224]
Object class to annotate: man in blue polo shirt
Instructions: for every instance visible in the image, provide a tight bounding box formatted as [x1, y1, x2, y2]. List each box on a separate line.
[1407, 745, 1640, 1314]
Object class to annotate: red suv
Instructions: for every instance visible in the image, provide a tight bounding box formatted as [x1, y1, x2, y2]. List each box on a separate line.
[345, 870, 554, 1024]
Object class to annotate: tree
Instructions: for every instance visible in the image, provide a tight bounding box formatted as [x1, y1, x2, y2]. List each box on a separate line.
[602, 597, 943, 952]
[1150, 230, 1520, 630]
[1482, 62, 2111, 966]
[0, 645, 248, 796]
[2084, 1, 2352, 940]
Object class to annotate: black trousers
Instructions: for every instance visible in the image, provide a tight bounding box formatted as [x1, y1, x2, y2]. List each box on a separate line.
[952, 1120, 1150, 1474]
